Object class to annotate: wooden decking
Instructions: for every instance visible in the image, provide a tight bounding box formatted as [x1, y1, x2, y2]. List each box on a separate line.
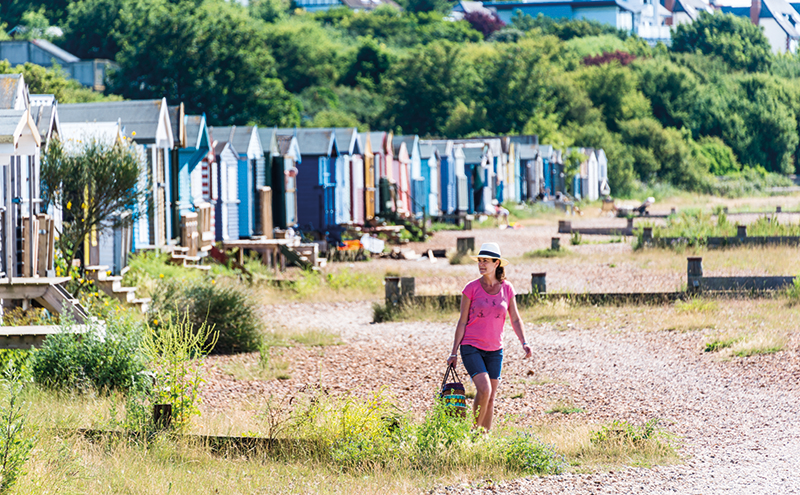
[0, 324, 90, 349]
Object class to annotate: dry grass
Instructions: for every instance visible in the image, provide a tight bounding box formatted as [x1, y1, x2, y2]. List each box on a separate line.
[535, 421, 679, 470]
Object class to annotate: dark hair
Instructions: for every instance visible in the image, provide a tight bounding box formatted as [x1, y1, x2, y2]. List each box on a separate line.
[495, 265, 505, 281]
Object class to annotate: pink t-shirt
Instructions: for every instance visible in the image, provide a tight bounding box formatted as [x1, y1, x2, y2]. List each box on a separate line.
[461, 279, 516, 351]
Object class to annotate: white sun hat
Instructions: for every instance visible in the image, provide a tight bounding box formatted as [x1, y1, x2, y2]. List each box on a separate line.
[470, 242, 509, 267]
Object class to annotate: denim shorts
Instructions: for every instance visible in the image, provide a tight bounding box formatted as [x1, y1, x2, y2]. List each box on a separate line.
[460, 345, 503, 380]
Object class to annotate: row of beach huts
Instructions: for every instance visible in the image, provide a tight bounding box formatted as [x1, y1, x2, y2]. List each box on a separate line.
[1, 73, 611, 284]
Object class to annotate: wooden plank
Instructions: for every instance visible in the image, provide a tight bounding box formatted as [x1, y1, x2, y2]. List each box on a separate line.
[37, 214, 50, 276]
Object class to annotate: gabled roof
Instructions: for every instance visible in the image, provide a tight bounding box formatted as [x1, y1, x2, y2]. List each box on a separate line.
[393, 135, 418, 156]
[210, 126, 257, 157]
[213, 140, 238, 159]
[463, 147, 485, 163]
[427, 139, 453, 157]
[0, 74, 28, 110]
[277, 128, 337, 156]
[30, 39, 80, 64]
[168, 104, 186, 148]
[184, 114, 210, 150]
[419, 142, 436, 160]
[671, 0, 713, 19]
[0, 109, 41, 148]
[277, 134, 302, 161]
[539, 145, 554, 159]
[30, 103, 60, 147]
[762, 0, 800, 38]
[491, 0, 642, 13]
[59, 99, 173, 146]
[334, 127, 361, 155]
[518, 144, 538, 160]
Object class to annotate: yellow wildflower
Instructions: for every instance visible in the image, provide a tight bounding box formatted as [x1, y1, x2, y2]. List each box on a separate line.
[66, 201, 72, 210]
[159, 273, 164, 278]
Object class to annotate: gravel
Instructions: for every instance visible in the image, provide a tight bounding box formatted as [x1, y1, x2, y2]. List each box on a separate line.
[200, 221, 800, 494]
[203, 297, 800, 495]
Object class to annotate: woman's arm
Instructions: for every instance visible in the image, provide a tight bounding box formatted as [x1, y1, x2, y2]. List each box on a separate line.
[508, 295, 532, 358]
[447, 295, 471, 366]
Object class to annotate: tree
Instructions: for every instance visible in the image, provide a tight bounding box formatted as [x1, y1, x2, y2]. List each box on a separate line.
[385, 41, 473, 135]
[463, 11, 505, 40]
[577, 62, 650, 133]
[249, 0, 290, 23]
[0, 61, 119, 104]
[633, 56, 699, 130]
[340, 37, 394, 91]
[109, 0, 299, 126]
[40, 138, 143, 264]
[404, 0, 452, 14]
[63, 0, 130, 60]
[264, 18, 348, 93]
[0, 0, 71, 27]
[671, 11, 772, 72]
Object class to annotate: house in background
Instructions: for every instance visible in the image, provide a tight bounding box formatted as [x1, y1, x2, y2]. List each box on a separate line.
[0, 74, 43, 278]
[278, 128, 338, 231]
[177, 114, 216, 251]
[419, 141, 440, 217]
[0, 39, 115, 90]
[333, 128, 363, 225]
[428, 140, 457, 216]
[391, 136, 415, 216]
[209, 126, 265, 238]
[212, 140, 240, 241]
[518, 143, 542, 202]
[721, 0, 800, 53]
[292, 0, 401, 13]
[361, 131, 393, 220]
[662, 0, 714, 25]
[58, 98, 175, 251]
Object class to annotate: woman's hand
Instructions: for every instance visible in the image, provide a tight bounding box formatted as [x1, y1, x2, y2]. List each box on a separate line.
[522, 344, 532, 359]
[447, 354, 458, 367]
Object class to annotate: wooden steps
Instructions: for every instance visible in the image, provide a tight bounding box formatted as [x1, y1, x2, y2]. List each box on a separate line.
[85, 266, 150, 313]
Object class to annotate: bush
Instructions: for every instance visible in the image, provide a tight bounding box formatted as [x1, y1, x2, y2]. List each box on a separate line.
[30, 318, 146, 393]
[503, 431, 566, 475]
[149, 279, 260, 354]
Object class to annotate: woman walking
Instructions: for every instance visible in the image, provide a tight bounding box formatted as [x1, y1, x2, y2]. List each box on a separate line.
[446, 242, 531, 431]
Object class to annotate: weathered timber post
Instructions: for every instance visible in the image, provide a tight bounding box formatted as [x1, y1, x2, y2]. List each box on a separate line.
[626, 217, 634, 232]
[385, 276, 400, 305]
[531, 273, 546, 294]
[400, 277, 415, 300]
[670, 207, 677, 216]
[642, 227, 653, 241]
[723, 207, 728, 214]
[456, 237, 474, 254]
[154, 404, 172, 429]
[463, 215, 473, 231]
[737, 225, 747, 238]
[551, 237, 561, 251]
[687, 257, 703, 293]
[558, 220, 571, 234]
[385, 276, 416, 306]
[777, 206, 782, 213]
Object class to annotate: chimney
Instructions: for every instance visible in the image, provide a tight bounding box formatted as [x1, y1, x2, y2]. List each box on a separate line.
[664, 0, 675, 11]
[751, 0, 761, 25]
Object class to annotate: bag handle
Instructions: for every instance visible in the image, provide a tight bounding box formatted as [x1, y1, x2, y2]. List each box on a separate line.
[440, 363, 462, 391]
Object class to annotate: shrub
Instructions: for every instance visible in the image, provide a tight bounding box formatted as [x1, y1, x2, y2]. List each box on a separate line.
[0, 370, 35, 494]
[140, 314, 217, 431]
[30, 318, 146, 393]
[149, 279, 260, 354]
[503, 431, 566, 475]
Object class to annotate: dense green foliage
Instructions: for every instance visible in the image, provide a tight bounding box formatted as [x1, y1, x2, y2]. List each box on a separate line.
[7, 1, 800, 194]
[148, 279, 261, 354]
[30, 319, 146, 393]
